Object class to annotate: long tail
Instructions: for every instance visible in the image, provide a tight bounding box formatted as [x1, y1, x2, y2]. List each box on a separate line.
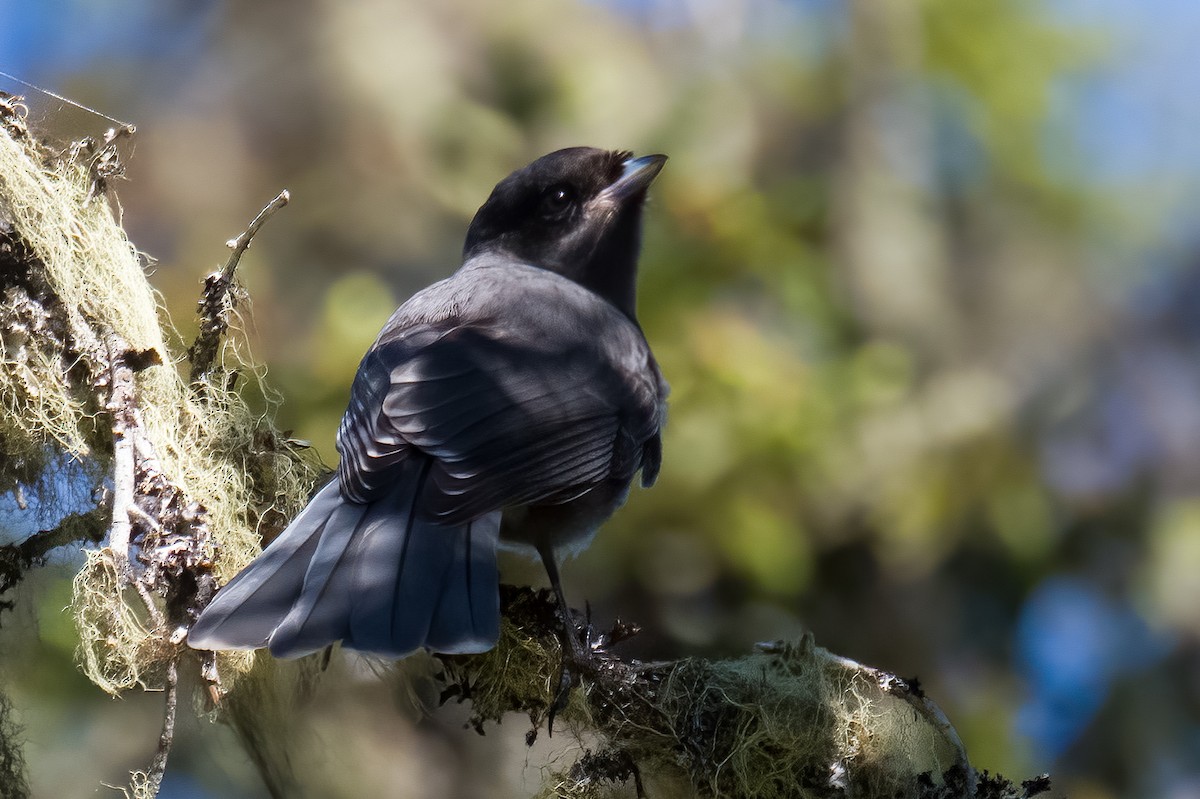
[187, 466, 500, 659]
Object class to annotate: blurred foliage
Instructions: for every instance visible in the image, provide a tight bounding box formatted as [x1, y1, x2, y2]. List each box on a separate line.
[1, 0, 1198, 797]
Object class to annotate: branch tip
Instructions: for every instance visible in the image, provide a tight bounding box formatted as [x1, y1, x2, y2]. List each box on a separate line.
[188, 189, 290, 384]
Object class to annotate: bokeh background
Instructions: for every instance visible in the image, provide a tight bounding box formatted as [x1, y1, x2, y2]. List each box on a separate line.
[2, 0, 1199, 796]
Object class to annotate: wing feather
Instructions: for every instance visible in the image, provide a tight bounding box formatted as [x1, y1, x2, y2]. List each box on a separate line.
[336, 319, 659, 521]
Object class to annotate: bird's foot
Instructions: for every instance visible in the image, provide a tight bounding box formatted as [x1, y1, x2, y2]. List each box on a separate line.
[547, 612, 592, 735]
[547, 660, 573, 735]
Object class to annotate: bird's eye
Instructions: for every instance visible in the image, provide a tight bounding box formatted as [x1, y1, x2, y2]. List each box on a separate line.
[539, 184, 576, 220]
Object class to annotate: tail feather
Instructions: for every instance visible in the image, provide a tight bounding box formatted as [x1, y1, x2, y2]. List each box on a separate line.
[268, 473, 421, 658]
[186, 481, 342, 650]
[189, 462, 501, 660]
[425, 515, 501, 653]
[266, 499, 369, 658]
[344, 463, 501, 658]
[351, 513, 460, 657]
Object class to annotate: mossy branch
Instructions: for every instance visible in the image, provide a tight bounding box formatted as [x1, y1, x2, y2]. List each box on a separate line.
[0, 103, 319, 798]
[433, 587, 1047, 799]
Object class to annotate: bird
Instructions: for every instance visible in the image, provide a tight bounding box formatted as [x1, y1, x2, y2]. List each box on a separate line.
[187, 147, 669, 662]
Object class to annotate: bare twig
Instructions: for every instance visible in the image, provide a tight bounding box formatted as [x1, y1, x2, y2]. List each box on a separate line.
[143, 657, 179, 798]
[223, 191, 291, 279]
[188, 190, 290, 385]
[105, 333, 138, 582]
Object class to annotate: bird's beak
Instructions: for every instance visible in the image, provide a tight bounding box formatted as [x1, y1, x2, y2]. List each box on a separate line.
[603, 154, 668, 203]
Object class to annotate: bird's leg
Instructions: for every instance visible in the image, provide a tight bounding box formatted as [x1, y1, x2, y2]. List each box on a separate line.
[537, 544, 584, 732]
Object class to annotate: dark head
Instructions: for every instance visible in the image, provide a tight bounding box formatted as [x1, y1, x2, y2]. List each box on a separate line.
[463, 147, 666, 319]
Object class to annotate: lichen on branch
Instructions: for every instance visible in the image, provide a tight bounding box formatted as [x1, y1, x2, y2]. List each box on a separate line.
[0, 98, 320, 798]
